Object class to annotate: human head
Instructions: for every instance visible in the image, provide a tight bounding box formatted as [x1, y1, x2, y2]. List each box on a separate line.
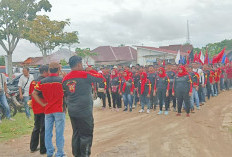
[39, 65, 49, 77]
[148, 65, 154, 72]
[22, 67, 29, 77]
[49, 62, 60, 74]
[69, 56, 83, 71]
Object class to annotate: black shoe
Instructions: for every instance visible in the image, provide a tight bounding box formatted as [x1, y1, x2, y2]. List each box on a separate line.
[30, 148, 40, 153]
[123, 108, 128, 112]
[129, 108, 132, 112]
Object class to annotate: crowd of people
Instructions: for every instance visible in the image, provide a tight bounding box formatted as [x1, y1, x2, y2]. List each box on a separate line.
[1, 55, 232, 157]
[87, 62, 232, 117]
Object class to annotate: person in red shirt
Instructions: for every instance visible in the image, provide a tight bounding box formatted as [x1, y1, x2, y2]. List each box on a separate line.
[29, 65, 49, 154]
[32, 62, 66, 157]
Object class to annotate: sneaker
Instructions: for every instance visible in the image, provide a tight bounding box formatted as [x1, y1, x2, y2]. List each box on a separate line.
[8, 118, 15, 121]
[30, 148, 40, 153]
[164, 111, 169, 115]
[176, 113, 181, 116]
[139, 109, 144, 113]
[123, 108, 128, 112]
[129, 108, 132, 112]
[157, 111, 163, 115]
[186, 114, 190, 117]
[196, 107, 200, 110]
[147, 109, 150, 114]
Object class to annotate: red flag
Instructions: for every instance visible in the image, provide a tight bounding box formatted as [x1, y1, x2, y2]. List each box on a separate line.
[225, 57, 230, 64]
[187, 56, 190, 65]
[204, 50, 209, 65]
[212, 48, 225, 64]
[193, 52, 198, 63]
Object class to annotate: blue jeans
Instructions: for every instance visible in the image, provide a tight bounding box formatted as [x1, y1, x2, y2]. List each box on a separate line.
[220, 78, 225, 90]
[190, 87, 200, 109]
[45, 112, 65, 157]
[0, 94, 11, 120]
[23, 96, 31, 118]
[122, 94, 133, 109]
[140, 95, 150, 110]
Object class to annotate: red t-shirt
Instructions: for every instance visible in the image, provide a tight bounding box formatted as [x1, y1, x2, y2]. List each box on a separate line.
[35, 74, 64, 114]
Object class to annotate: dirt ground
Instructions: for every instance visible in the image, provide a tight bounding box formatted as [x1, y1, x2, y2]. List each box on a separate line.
[1, 90, 232, 157]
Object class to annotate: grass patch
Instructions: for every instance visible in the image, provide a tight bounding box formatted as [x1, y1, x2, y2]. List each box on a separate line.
[0, 112, 34, 142]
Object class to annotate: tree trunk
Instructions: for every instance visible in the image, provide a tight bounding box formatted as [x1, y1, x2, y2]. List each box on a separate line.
[7, 53, 13, 81]
[42, 51, 48, 65]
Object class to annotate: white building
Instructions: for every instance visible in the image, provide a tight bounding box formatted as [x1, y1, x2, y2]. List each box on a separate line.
[136, 46, 189, 66]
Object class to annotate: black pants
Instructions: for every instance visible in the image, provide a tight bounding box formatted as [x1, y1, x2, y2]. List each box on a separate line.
[98, 92, 106, 107]
[70, 116, 94, 157]
[176, 92, 190, 114]
[206, 83, 211, 100]
[157, 89, 168, 111]
[150, 90, 158, 109]
[198, 85, 203, 103]
[30, 113, 46, 154]
[118, 95, 122, 108]
[166, 89, 176, 109]
[106, 90, 112, 107]
[112, 92, 120, 108]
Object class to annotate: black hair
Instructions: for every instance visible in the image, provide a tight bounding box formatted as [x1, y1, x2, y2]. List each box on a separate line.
[39, 65, 49, 74]
[49, 68, 58, 73]
[23, 67, 29, 71]
[69, 56, 82, 69]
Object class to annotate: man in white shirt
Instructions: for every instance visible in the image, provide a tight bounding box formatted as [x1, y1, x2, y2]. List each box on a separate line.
[192, 63, 205, 105]
[18, 67, 34, 119]
[0, 73, 15, 124]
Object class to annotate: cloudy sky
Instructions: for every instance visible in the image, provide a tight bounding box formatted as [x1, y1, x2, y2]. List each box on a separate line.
[1, 0, 232, 61]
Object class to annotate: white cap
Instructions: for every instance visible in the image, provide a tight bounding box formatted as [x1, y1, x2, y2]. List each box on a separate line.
[113, 66, 118, 69]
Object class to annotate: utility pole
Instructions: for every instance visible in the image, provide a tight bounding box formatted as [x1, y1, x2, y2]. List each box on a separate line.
[186, 20, 191, 44]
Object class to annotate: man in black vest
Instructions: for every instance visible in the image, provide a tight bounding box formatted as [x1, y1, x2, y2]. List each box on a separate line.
[62, 56, 105, 157]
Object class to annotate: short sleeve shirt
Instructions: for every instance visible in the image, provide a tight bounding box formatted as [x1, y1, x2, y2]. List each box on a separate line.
[18, 74, 34, 96]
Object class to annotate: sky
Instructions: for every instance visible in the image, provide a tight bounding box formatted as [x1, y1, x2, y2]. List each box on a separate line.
[1, 0, 232, 62]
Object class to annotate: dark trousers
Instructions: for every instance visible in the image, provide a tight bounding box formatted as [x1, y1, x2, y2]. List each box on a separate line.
[206, 84, 211, 100]
[150, 90, 158, 109]
[198, 85, 204, 103]
[106, 90, 112, 107]
[118, 95, 122, 108]
[70, 116, 94, 157]
[112, 92, 120, 108]
[166, 89, 176, 109]
[176, 92, 190, 114]
[157, 89, 168, 111]
[216, 82, 219, 94]
[133, 89, 139, 106]
[30, 113, 46, 154]
[98, 92, 106, 107]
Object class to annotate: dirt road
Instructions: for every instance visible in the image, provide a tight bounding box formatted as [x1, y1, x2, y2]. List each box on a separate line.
[1, 91, 232, 157]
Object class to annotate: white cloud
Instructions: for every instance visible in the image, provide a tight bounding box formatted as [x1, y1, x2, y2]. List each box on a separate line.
[0, 0, 232, 61]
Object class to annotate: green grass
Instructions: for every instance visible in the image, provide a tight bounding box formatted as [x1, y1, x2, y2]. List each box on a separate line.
[0, 112, 34, 142]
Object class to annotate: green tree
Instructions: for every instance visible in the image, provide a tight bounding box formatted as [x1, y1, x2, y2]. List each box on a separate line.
[61, 31, 79, 51]
[60, 59, 68, 66]
[0, 0, 52, 79]
[23, 15, 77, 64]
[0, 56, 5, 66]
[76, 48, 97, 64]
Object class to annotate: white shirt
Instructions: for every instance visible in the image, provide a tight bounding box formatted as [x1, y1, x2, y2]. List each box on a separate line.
[0, 73, 6, 92]
[18, 74, 34, 96]
[193, 68, 204, 85]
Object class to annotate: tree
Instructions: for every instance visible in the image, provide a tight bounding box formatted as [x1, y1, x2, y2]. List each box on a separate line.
[0, 0, 52, 79]
[0, 56, 5, 66]
[61, 31, 79, 51]
[60, 59, 68, 66]
[76, 48, 97, 64]
[23, 15, 78, 64]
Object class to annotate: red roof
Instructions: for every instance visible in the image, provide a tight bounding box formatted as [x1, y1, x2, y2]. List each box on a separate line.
[23, 57, 43, 65]
[159, 44, 193, 53]
[136, 46, 188, 56]
[91, 46, 137, 62]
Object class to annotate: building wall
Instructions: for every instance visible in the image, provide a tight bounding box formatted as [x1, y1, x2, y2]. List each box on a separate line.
[137, 48, 176, 66]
